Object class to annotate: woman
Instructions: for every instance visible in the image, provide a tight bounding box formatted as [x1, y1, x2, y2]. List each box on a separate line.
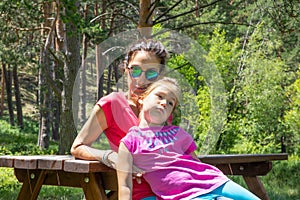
[71, 40, 169, 200]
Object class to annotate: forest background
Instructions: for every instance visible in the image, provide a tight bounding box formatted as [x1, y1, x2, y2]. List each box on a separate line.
[0, 0, 299, 199]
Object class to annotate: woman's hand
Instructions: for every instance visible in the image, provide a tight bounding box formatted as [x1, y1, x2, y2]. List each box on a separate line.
[132, 165, 145, 184]
[104, 150, 144, 184]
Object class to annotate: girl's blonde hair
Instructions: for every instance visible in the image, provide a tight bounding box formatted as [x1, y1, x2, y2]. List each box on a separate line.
[139, 77, 181, 108]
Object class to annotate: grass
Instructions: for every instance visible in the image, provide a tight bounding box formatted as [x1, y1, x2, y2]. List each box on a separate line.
[0, 117, 300, 200]
[0, 168, 84, 200]
[262, 156, 300, 200]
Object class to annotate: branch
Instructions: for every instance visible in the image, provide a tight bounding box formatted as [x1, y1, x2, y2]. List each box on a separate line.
[44, 48, 63, 99]
[44, 1, 60, 51]
[154, 0, 224, 24]
[145, 0, 160, 24]
[107, 0, 139, 15]
[113, 13, 138, 25]
[171, 21, 253, 31]
[91, 1, 139, 25]
[90, 13, 111, 23]
[152, 20, 253, 39]
[41, 2, 62, 99]
[154, 0, 183, 23]
[166, 62, 190, 75]
[11, 26, 50, 32]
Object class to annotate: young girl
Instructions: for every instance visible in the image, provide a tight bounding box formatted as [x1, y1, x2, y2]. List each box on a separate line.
[117, 77, 260, 200]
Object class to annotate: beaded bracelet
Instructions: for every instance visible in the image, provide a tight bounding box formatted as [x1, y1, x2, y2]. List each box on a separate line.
[101, 150, 114, 168]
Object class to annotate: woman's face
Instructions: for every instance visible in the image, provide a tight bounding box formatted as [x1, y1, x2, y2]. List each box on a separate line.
[126, 51, 162, 96]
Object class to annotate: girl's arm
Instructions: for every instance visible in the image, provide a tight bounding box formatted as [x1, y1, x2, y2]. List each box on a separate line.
[71, 105, 108, 161]
[117, 142, 133, 200]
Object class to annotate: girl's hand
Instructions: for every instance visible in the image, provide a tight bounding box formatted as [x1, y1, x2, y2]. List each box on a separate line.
[132, 165, 145, 184]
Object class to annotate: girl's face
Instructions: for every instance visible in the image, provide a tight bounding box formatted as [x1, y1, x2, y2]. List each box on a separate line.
[126, 51, 162, 96]
[140, 86, 176, 126]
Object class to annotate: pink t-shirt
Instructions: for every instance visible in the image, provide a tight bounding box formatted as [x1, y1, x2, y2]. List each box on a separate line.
[97, 92, 138, 151]
[97, 92, 155, 200]
[122, 126, 229, 200]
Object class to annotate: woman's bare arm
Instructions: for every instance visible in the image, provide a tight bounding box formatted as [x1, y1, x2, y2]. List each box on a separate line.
[117, 142, 133, 200]
[71, 105, 108, 161]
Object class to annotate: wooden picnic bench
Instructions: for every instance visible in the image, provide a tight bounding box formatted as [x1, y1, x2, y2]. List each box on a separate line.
[0, 153, 288, 200]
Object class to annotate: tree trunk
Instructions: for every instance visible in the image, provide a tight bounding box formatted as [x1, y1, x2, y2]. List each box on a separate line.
[12, 65, 23, 129]
[0, 64, 5, 116]
[38, 50, 51, 149]
[38, 1, 52, 149]
[138, 0, 153, 38]
[59, 1, 80, 154]
[96, 45, 104, 99]
[107, 64, 112, 94]
[3, 64, 14, 126]
[52, 4, 65, 141]
[79, 4, 88, 127]
[95, 2, 105, 100]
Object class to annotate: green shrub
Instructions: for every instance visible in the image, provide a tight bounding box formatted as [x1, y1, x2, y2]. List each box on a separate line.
[0, 119, 59, 155]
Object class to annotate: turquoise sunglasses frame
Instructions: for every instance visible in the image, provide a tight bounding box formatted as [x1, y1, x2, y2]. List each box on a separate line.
[129, 65, 160, 81]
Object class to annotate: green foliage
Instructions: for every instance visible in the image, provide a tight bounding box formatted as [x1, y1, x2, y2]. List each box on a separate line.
[283, 67, 300, 154]
[83, 23, 107, 44]
[194, 29, 240, 153]
[0, 168, 20, 199]
[0, 0, 43, 65]
[192, 84, 211, 154]
[0, 119, 58, 155]
[205, 29, 241, 92]
[168, 54, 198, 90]
[230, 23, 288, 153]
[167, 55, 202, 135]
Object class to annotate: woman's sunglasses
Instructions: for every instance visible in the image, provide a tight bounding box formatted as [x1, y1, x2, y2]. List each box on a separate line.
[129, 65, 160, 81]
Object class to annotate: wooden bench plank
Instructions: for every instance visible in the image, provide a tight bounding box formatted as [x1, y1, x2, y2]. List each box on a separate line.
[199, 153, 288, 164]
[14, 156, 46, 169]
[0, 155, 15, 167]
[214, 162, 272, 176]
[37, 155, 73, 170]
[64, 159, 113, 173]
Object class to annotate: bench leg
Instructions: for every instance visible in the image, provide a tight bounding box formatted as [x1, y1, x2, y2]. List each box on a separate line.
[15, 169, 45, 200]
[80, 173, 108, 200]
[107, 190, 118, 200]
[243, 176, 270, 200]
